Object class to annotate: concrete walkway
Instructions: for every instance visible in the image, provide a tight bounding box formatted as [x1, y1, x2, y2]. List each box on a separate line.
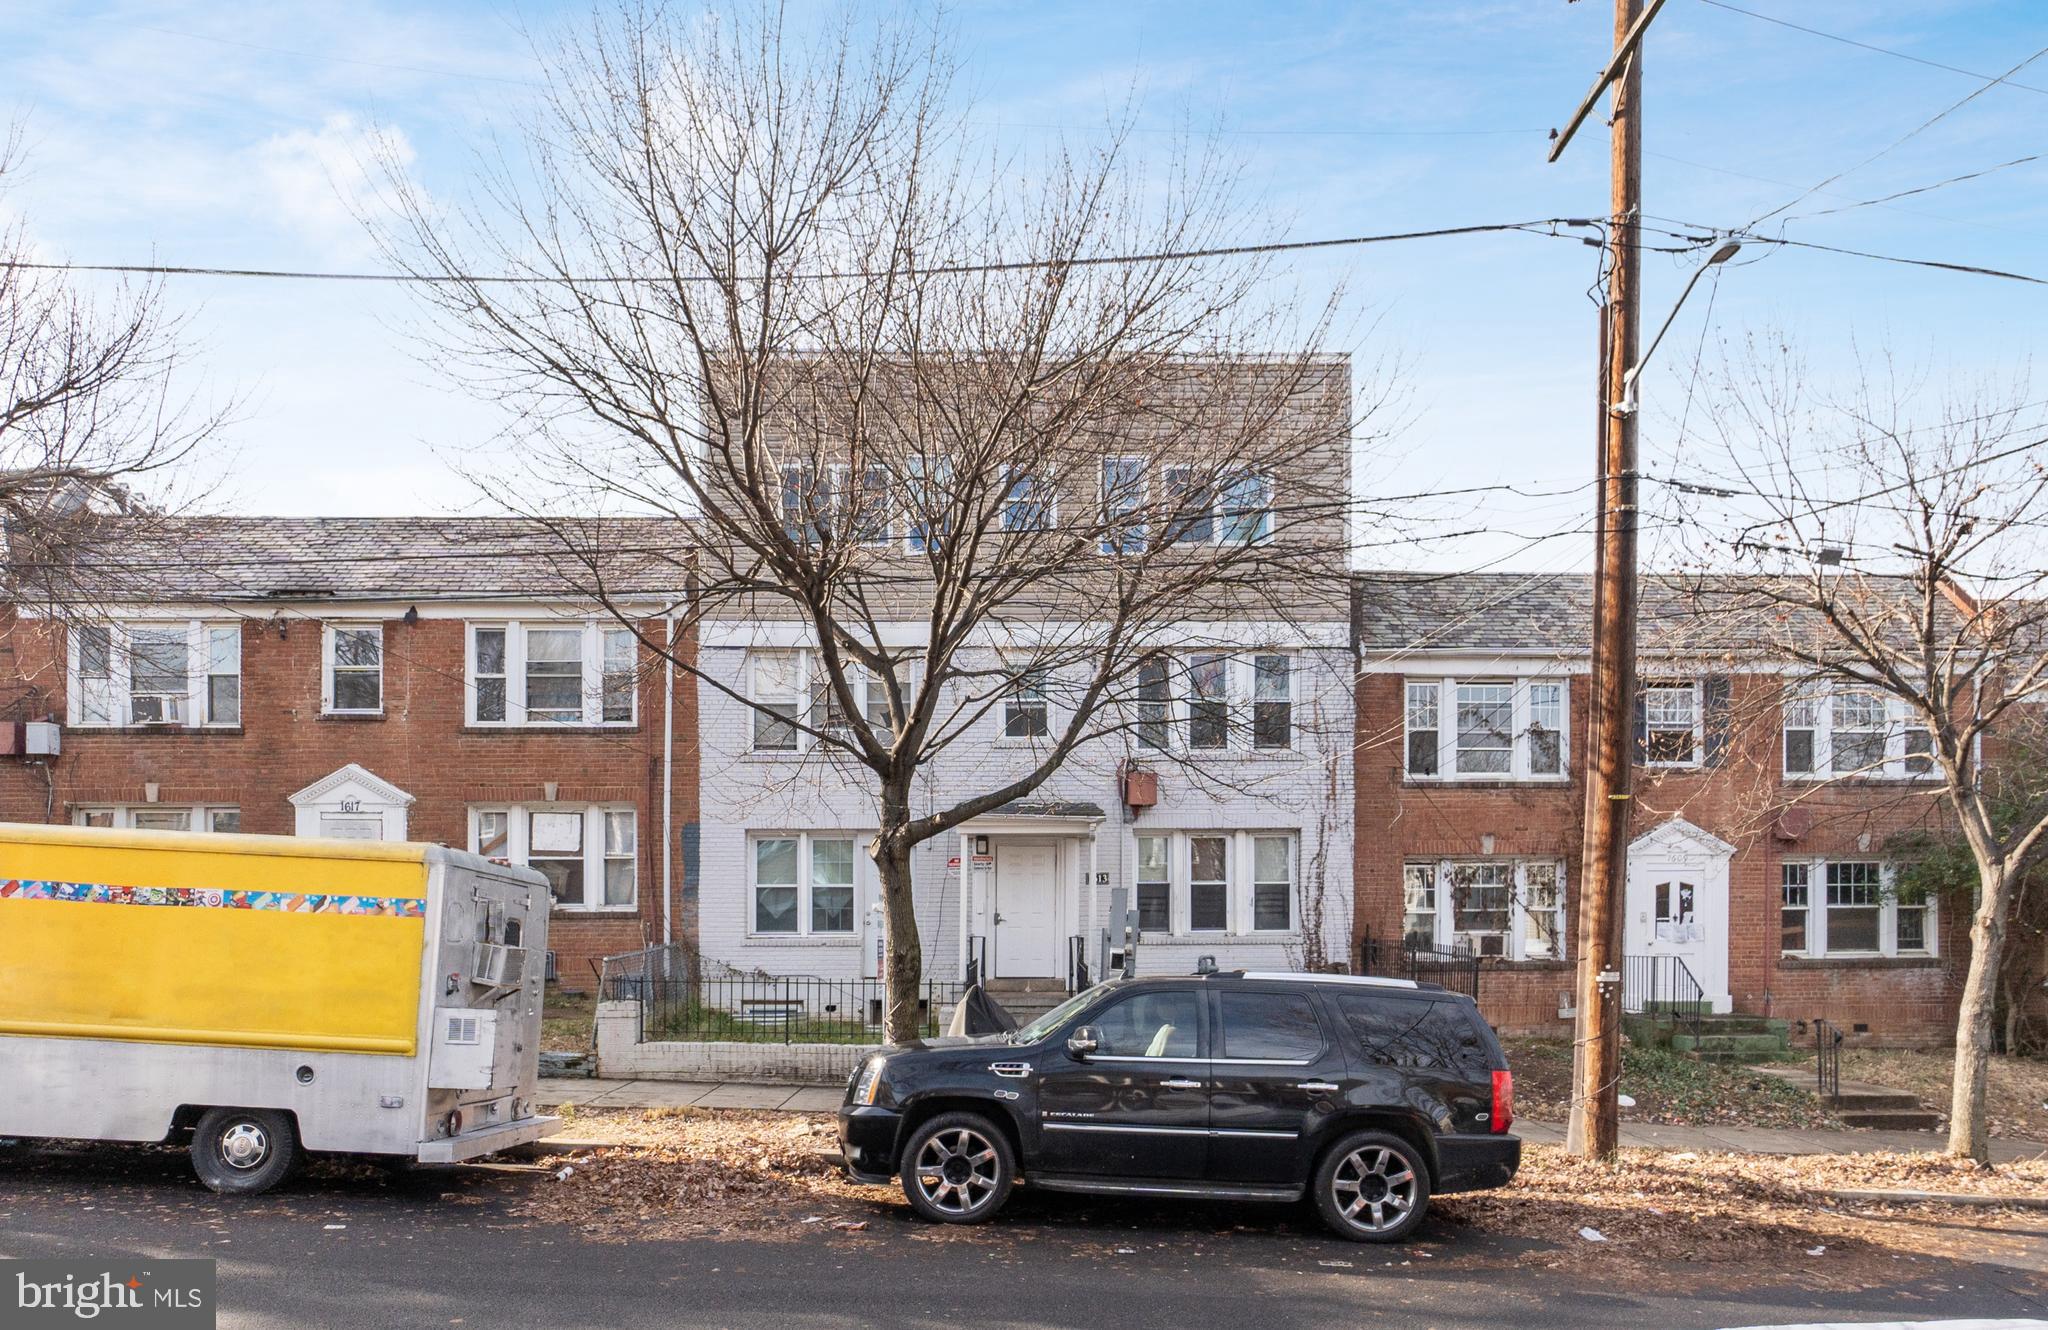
[537, 1077, 2045, 1162]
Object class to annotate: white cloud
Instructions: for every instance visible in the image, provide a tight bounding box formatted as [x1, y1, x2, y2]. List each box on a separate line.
[250, 113, 413, 261]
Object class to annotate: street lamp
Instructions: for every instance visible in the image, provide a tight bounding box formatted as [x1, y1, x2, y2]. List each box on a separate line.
[1612, 239, 1742, 417]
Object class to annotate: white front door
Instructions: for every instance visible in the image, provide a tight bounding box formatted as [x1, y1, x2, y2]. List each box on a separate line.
[1624, 853, 1731, 1014]
[993, 841, 1060, 977]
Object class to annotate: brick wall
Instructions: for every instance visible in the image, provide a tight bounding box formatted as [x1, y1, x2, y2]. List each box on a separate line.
[1355, 670, 1968, 1045]
[0, 609, 701, 984]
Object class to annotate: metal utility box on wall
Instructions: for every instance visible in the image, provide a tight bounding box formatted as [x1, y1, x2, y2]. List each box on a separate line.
[1122, 769, 1158, 809]
[23, 722, 59, 756]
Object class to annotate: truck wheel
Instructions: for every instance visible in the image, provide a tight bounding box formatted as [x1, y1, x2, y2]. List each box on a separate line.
[900, 1112, 1014, 1224]
[190, 1108, 298, 1195]
[1313, 1129, 1431, 1243]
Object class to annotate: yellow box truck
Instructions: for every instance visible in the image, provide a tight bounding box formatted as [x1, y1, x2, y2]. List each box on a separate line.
[0, 822, 556, 1193]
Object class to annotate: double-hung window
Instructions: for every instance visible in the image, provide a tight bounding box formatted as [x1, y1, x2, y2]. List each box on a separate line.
[1100, 456, 1147, 554]
[1003, 669, 1050, 739]
[781, 463, 839, 544]
[1782, 681, 1935, 780]
[468, 806, 637, 909]
[69, 621, 241, 729]
[1186, 653, 1230, 749]
[855, 463, 894, 544]
[1403, 677, 1569, 781]
[1218, 471, 1274, 545]
[467, 621, 637, 727]
[75, 805, 240, 833]
[324, 624, 383, 714]
[1132, 652, 1296, 752]
[1778, 858, 1934, 957]
[1403, 858, 1568, 961]
[1163, 465, 1215, 544]
[751, 832, 860, 936]
[1642, 680, 1700, 766]
[748, 648, 913, 751]
[1131, 830, 1296, 936]
[1002, 473, 1053, 532]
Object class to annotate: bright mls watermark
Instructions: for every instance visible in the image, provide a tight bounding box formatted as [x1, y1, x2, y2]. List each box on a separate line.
[5, 1260, 213, 1327]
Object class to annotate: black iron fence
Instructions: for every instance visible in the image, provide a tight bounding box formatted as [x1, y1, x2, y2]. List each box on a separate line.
[597, 945, 963, 1045]
[1815, 1018, 1843, 1100]
[1358, 933, 1482, 1001]
[1067, 934, 1090, 993]
[1621, 953, 1707, 1048]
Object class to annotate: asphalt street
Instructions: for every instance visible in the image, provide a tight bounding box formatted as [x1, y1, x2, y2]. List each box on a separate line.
[2, 1141, 2044, 1329]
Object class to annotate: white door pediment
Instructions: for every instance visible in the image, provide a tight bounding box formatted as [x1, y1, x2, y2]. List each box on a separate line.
[289, 763, 414, 842]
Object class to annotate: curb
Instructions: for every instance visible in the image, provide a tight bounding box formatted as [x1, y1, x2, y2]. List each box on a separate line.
[1820, 1187, 2048, 1210]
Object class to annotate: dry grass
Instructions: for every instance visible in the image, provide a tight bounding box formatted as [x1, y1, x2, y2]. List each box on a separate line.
[1506, 1038, 1836, 1129]
[512, 1108, 2048, 1275]
[541, 987, 597, 1053]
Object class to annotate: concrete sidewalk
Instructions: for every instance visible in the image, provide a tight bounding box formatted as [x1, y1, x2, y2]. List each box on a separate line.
[537, 1077, 2045, 1162]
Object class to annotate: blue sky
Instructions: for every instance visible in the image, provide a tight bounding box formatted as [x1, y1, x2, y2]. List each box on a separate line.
[3, 1, 2043, 570]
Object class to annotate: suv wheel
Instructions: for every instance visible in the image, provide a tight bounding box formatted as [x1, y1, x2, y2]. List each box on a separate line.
[190, 1108, 299, 1195]
[900, 1112, 1014, 1225]
[1313, 1129, 1431, 1243]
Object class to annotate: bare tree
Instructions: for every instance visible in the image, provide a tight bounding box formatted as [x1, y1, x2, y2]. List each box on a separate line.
[1672, 339, 2048, 1163]
[0, 125, 223, 622]
[370, 1, 1366, 1037]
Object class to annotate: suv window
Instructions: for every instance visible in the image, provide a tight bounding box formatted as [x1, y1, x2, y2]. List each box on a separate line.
[1092, 990, 1201, 1058]
[1217, 989, 1323, 1061]
[1331, 993, 1490, 1071]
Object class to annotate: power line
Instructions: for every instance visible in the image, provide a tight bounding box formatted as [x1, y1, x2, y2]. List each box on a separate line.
[1694, 0, 2048, 98]
[1745, 234, 2048, 289]
[0, 217, 1605, 286]
[1746, 39, 2048, 230]
[1784, 151, 2046, 224]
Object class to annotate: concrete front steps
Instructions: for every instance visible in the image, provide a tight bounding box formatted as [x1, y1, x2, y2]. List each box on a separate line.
[980, 978, 1073, 1027]
[1748, 1063, 1945, 1131]
[1625, 1011, 1793, 1063]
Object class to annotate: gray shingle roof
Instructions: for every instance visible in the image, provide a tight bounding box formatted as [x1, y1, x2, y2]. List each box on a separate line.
[49, 516, 691, 603]
[1355, 570, 1957, 656]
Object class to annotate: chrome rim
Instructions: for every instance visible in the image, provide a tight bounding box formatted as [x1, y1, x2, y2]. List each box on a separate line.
[219, 1121, 270, 1171]
[912, 1127, 1000, 1215]
[1331, 1145, 1417, 1233]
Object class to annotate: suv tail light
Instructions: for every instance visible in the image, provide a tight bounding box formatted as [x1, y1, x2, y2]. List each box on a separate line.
[1490, 1069, 1514, 1134]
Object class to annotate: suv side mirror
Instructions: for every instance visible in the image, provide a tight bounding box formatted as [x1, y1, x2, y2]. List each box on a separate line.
[1066, 1026, 1100, 1058]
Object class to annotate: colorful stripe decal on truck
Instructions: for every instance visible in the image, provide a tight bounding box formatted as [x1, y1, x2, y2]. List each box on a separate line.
[0, 878, 427, 917]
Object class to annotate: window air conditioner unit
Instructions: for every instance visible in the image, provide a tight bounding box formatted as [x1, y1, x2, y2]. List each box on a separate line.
[473, 941, 529, 990]
[130, 694, 186, 725]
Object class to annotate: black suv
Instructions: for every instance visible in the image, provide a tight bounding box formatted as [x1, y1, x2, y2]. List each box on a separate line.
[838, 970, 1517, 1242]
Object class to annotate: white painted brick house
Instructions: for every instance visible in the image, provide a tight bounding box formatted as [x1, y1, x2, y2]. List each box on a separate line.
[694, 619, 1355, 987]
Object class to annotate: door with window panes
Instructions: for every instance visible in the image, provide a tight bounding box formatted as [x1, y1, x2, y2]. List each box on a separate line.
[1624, 838, 1730, 1013]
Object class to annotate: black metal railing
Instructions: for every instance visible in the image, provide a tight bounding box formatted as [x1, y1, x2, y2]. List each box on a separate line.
[966, 934, 987, 989]
[1621, 954, 1707, 1047]
[598, 945, 963, 1045]
[1067, 934, 1090, 993]
[1358, 932, 1482, 1001]
[1816, 1018, 1843, 1100]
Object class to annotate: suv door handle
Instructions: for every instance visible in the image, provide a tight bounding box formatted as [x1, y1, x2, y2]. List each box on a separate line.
[1161, 1078, 1203, 1090]
[1297, 1081, 1341, 1093]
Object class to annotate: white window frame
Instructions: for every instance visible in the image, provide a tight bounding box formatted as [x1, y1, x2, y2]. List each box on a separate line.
[467, 805, 637, 911]
[1641, 679, 1702, 768]
[746, 830, 864, 938]
[73, 805, 241, 833]
[1132, 652, 1298, 754]
[1000, 470, 1057, 533]
[1159, 464, 1275, 546]
[745, 648, 907, 753]
[1402, 677, 1571, 782]
[1779, 857, 1935, 958]
[1132, 830, 1299, 938]
[67, 620, 241, 730]
[1782, 681, 1936, 781]
[464, 621, 637, 728]
[322, 623, 384, 716]
[1000, 666, 1051, 740]
[780, 461, 845, 545]
[1100, 455, 1148, 554]
[1402, 858, 1569, 962]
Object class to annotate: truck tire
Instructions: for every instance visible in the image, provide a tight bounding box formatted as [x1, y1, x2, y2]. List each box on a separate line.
[899, 1111, 1015, 1224]
[1312, 1128, 1431, 1243]
[190, 1108, 298, 1195]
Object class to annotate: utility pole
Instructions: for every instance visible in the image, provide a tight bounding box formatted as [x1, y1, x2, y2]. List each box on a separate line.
[1550, 0, 1661, 1161]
